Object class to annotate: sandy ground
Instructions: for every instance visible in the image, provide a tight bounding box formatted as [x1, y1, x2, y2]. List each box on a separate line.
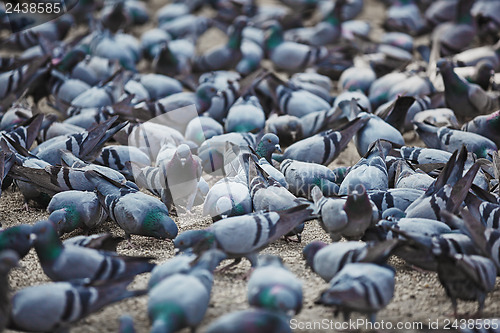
[2, 0, 500, 332]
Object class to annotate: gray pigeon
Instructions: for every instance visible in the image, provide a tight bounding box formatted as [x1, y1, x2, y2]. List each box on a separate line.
[415, 122, 497, 159]
[274, 116, 368, 165]
[368, 188, 425, 214]
[224, 94, 266, 133]
[47, 190, 108, 235]
[148, 268, 213, 333]
[119, 314, 135, 333]
[174, 204, 315, 268]
[63, 233, 124, 252]
[312, 185, 376, 241]
[95, 145, 152, 180]
[33, 220, 155, 283]
[303, 239, 399, 283]
[85, 170, 178, 240]
[461, 109, 500, 148]
[354, 111, 405, 157]
[203, 178, 252, 221]
[33, 116, 126, 165]
[247, 255, 303, 315]
[0, 224, 33, 259]
[148, 249, 226, 289]
[315, 263, 395, 323]
[0, 250, 19, 332]
[205, 308, 292, 333]
[438, 58, 499, 123]
[393, 159, 435, 191]
[280, 159, 339, 200]
[130, 144, 202, 214]
[339, 140, 389, 195]
[405, 148, 480, 221]
[8, 277, 146, 332]
[248, 157, 309, 213]
[435, 252, 496, 317]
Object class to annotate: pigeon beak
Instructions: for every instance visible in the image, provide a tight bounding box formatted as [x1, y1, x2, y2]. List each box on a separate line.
[216, 90, 224, 98]
[275, 144, 282, 153]
[30, 233, 37, 242]
[291, 131, 297, 141]
[174, 248, 180, 255]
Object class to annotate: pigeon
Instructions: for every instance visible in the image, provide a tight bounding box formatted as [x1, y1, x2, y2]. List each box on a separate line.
[284, 0, 344, 46]
[130, 144, 202, 214]
[63, 234, 124, 252]
[194, 16, 247, 72]
[85, 170, 178, 240]
[0, 250, 19, 332]
[174, 204, 314, 268]
[303, 239, 399, 283]
[412, 108, 460, 129]
[312, 185, 375, 241]
[393, 159, 435, 191]
[32, 116, 126, 165]
[185, 116, 224, 146]
[148, 268, 213, 333]
[315, 263, 395, 323]
[203, 178, 252, 221]
[8, 277, 146, 333]
[32, 220, 155, 283]
[205, 308, 292, 333]
[265, 73, 332, 118]
[354, 111, 405, 157]
[274, 116, 368, 165]
[247, 255, 303, 315]
[280, 159, 339, 200]
[432, 0, 476, 56]
[0, 224, 33, 258]
[404, 148, 480, 221]
[198, 132, 280, 174]
[435, 252, 496, 317]
[438, 58, 499, 122]
[384, 0, 426, 35]
[399, 146, 453, 165]
[441, 209, 500, 273]
[264, 21, 328, 73]
[152, 39, 195, 77]
[248, 157, 308, 214]
[148, 249, 226, 289]
[414, 122, 497, 159]
[224, 94, 266, 133]
[462, 109, 500, 148]
[95, 145, 152, 181]
[47, 190, 108, 235]
[368, 72, 408, 109]
[338, 140, 390, 195]
[118, 314, 136, 333]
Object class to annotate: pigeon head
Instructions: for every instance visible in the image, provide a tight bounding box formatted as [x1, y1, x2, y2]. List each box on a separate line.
[256, 133, 281, 163]
[174, 230, 215, 254]
[0, 249, 19, 274]
[196, 83, 219, 113]
[48, 208, 79, 236]
[142, 208, 178, 240]
[251, 285, 301, 316]
[0, 224, 33, 259]
[264, 21, 284, 52]
[302, 241, 327, 269]
[32, 220, 64, 262]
